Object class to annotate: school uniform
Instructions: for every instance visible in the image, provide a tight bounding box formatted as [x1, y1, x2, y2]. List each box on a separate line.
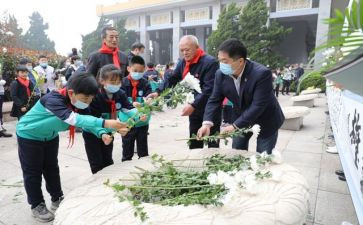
[10, 78, 38, 119]
[16, 89, 108, 209]
[80, 88, 134, 173]
[121, 76, 152, 161]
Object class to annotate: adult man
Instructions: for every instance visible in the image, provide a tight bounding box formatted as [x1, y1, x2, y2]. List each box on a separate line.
[34, 55, 57, 95]
[87, 26, 128, 78]
[161, 35, 221, 149]
[128, 42, 145, 62]
[198, 39, 284, 154]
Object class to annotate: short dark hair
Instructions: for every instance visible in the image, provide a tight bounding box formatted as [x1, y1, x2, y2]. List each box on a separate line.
[19, 58, 31, 65]
[98, 64, 122, 82]
[70, 55, 81, 64]
[147, 62, 154, 68]
[131, 42, 145, 51]
[101, 26, 118, 39]
[130, 56, 145, 66]
[16, 65, 29, 72]
[67, 72, 98, 95]
[166, 62, 175, 70]
[218, 38, 247, 60]
[38, 55, 47, 60]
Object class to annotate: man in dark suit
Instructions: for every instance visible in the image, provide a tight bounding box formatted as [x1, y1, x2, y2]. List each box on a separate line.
[197, 39, 284, 154]
[158, 35, 221, 149]
[87, 26, 128, 78]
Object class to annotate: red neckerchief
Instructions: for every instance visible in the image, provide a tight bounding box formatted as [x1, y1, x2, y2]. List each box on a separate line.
[127, 75, 139, 101]
[106, 99, 116, 119]
[17, 77, 31, 97]
[99, 42, 121, 68]
[58, 88, 77, 148]
[182, 48, 205, 79]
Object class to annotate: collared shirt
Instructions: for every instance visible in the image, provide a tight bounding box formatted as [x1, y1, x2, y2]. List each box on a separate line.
[231, 64, 246, 96]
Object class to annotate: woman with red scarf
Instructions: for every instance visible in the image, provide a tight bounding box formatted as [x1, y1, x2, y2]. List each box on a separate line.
[10, 65, 39, 120]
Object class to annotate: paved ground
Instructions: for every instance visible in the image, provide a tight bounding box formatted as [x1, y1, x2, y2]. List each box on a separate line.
[0, 94, 359, 225]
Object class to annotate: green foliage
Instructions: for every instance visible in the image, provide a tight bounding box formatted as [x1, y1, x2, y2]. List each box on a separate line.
[297, 71, 326, 93]
[207, 0, 291, 68]
[22, 12, 55, 52]
[81, 17, 137, 59]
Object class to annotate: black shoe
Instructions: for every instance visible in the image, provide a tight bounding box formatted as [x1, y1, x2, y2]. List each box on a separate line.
[0, 130, 12, 138]
[338, 175, 346, 181]
[335, 170, 344, 176]
[1, 125, 7, 131]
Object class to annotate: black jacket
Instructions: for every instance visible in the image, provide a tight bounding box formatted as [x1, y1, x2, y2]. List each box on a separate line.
[143, 69, 159, 82]
[87, 50, 128, 78]
[121, 77, 152, 99]
[164, 54, 220, 120]
[203, 60, 285, 138]
[10, 79, 38, 118]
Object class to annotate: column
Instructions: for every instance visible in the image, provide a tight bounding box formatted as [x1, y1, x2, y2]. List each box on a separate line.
[172, 9, 182, 62]
[140, 14, 151, 63]
[314, 0, 332, 68]
[195, 26, 205, 50]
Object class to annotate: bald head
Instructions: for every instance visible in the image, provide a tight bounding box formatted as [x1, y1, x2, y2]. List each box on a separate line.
[179, 35, 199, 61]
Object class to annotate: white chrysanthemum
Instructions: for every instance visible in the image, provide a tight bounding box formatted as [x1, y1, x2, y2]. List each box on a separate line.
[249, 155, 259, 171]
[271, 149, 283, 164]
[207, 173, 218, 185]
[180, 73, 202, 93]
[250, 124, 261, 137]
[185, 92, 195, 104]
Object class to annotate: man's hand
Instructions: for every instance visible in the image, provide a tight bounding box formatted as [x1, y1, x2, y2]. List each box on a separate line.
[221, 125, 235, 135]
[21, 107, 27, 112]
[104, 119, 127, 130]
[101, 134, 113, 145]
[118, 127, 130, 136]
[181, 104, 195, 116]
[197, 125, 211, 139]
[133, 102, 142, 108]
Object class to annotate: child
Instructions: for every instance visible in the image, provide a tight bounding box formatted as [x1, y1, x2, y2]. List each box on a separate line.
[10, 65, 39, 120]
[274, 70, 283, 97]
[121, 56, 153, 161]
[16, 72, 127, 222]
[81, 64, 136, 174]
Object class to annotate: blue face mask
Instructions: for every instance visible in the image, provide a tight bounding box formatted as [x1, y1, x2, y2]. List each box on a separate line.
[72, 99, 89, 109]
[219, 62, 233, 76]
[105, 84, 121, 93]
[131, 72, 143, 80]
[26, 66, 33, 71]
[40, 62, 48, 68]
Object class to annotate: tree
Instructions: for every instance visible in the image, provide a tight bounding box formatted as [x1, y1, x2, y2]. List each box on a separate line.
[6, 15, 23, 47]
[81, 17, 137, 59]
[22, 12, 55, 52]
[207, 1, 291, 68]
[207, 3, 241, 57]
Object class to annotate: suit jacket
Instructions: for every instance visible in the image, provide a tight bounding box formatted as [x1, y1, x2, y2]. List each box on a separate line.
[165, 54, 221, 122]
[87, 50, 128, 78]
[203, 60, 285, 138]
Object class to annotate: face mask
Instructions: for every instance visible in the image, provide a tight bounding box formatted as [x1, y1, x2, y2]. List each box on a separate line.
[26, 66, 33, 71]
[219, 62, 233, 75]
[40, 62, 48, 68]
[72, 99, 89, 109]
[131, 72, 143, 80]
[75, 60, 82, 67]
[105, 84, 121, 93]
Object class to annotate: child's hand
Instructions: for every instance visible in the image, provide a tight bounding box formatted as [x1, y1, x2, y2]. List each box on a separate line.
[104, 119, 127, 130]
[21, 107, 27, 112]
[133, 102, 142, 107]
[101, 134, 113, 145]
[146, 93, 158, 99]
[118, 127, 130, 136]
[143, 97, 153, 105]
[140, 114, 148, 122]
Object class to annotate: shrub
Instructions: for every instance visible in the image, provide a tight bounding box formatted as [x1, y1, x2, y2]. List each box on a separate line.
[297, 71, 326, 94]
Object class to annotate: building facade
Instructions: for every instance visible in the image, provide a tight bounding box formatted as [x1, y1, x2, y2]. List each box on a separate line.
[96, 0, 342, 66]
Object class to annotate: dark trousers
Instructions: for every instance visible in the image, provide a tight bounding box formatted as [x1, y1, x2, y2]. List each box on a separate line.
[222, 105, 233, 124]
[0, 95, 3, 125]
[82, 131, 114, 174]
[189, 115, 220, 149]
[282, 80, 291, 94]
[122, 125, 149, 161]
[17, 136, 63, 209]
[275, 84, 280, 97]
[232, 131, 278, 154]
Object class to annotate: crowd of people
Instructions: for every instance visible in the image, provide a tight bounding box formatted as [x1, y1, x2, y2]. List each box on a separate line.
[0, 25, 307, 223]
